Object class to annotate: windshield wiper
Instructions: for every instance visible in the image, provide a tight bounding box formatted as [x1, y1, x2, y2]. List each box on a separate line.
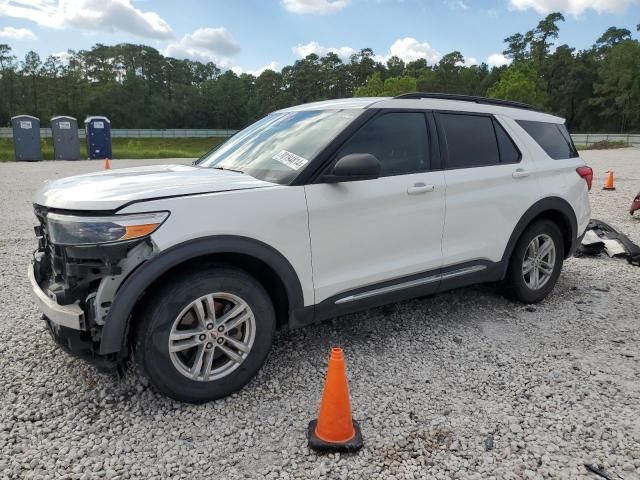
[212, 166, 245, 174]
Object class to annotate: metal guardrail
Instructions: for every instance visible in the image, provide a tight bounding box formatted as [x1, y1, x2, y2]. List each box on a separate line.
[0, 127, 49, 139]
[1, 127, 638, 146]
[572, 133, 640, 147]
[110, 129, 238, 138]
[0, 128, 238, 139]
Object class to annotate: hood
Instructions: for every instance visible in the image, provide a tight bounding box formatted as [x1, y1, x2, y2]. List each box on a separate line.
[33, 164, 276, 211]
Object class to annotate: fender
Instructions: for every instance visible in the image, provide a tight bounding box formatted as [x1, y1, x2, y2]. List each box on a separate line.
[499, 196, 578, 278]
[99, 235, 304, 355]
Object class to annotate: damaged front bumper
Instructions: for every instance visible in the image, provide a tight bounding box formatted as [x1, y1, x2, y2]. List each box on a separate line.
[29, 207, 156, 368]
[43, 317, 121, 372]
[28, 265, 85, 330]
[29, 264, 119, 370]
[29, 244, 153, 368]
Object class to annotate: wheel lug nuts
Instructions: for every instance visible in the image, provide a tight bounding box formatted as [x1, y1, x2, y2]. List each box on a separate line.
[217, 337, 224, 344]
[217, 326, 224, 332]
[206, 342, 213, 349]
[206, 324, 214, 330]
[199, 334, 206, 341]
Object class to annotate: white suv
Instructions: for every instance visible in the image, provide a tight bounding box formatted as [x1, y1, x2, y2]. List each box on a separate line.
[29, 93, 592, 403]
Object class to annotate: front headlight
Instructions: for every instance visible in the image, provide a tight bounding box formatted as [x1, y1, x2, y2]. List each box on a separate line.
[46, 211, 169, 246]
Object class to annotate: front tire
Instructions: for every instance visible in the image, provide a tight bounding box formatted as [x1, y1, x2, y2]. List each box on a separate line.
[502, 219, 564, 304]
[134, 266, 275, 403]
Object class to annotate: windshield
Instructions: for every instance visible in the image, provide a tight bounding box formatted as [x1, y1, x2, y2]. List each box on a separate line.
[196, 109, 362, 184]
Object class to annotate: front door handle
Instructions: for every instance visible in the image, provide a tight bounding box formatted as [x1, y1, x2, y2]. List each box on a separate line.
[407, 183, 435, 195]
[512, 168, 530, 179]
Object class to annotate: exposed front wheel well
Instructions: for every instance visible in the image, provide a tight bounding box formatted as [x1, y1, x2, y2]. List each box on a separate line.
[127, 253, 291, 352]
[98, 235, 305, 356]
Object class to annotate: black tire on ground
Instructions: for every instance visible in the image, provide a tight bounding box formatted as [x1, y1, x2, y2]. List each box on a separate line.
[134, 266, 276, 403]
[502, 219, 564, 304]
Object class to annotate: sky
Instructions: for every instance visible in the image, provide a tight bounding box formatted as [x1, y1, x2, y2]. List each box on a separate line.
[0, 0, 639, 74]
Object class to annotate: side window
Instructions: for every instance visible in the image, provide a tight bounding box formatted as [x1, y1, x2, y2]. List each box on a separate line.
[336, 112, 429, 177]
[440, 113, 500, 169]
[494, 119, 521, 164]
[517, 120, 579, 160]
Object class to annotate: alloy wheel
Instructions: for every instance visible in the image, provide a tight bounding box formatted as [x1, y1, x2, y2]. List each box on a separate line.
[522, 234, 556, 290]
[168, 292, 256, 382]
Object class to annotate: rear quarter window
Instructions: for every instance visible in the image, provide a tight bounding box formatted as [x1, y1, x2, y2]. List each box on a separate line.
[439, 113, 521, 168]
[440, 113, 500, 168]
[517, 120, 578, 160]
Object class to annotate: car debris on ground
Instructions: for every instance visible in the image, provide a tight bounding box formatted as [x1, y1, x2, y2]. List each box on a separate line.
[577, 219, 640, 266]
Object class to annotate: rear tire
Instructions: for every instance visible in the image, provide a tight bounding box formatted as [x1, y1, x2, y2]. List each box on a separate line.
[502, 219, 564, 304]
[134, 266, 275, 403]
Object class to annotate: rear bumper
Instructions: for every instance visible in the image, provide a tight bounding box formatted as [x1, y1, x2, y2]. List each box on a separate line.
[28, 264, 84, 330]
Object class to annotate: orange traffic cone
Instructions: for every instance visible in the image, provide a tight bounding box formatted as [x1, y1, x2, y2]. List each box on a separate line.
[104, 158, 111, 170]
[308, 348, 363, 452]
[603, 171, 615, 190]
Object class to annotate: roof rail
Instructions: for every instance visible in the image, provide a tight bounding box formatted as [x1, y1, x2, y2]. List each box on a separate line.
[393, 92, 537, 111]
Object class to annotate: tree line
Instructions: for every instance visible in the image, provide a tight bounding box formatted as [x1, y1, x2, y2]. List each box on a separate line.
[0, 14, 639, 132]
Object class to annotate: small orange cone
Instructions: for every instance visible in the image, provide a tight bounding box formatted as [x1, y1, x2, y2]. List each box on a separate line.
[308, 348, 363, 452]
[603, 171, 615, 190]
[104, 158, 111, 170]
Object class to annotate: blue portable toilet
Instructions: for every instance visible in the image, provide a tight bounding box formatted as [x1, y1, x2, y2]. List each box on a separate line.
[84, 116, 112, 160]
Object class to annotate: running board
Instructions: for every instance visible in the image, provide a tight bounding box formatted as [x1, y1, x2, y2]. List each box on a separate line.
[334, 265, 487, 305]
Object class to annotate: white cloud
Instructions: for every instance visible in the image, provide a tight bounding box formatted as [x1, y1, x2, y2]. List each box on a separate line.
[0, 26, 37, 40]
[460, 56, 478, 66]
[0, 0, 174, 39]
[247, 61, 280, 76]
[293, 37, 441, 65]
[165, 27, 240, 67]
[282, 0, 350, 14]
[447, 0, 470, 9]
[383, 37, 441, 64]
[487, 53, 512, 67]
[233, 61, 280, 76]
[292, 41, 356, 60]
[507, 0, 637, 15]
[49, 51, 73, 63]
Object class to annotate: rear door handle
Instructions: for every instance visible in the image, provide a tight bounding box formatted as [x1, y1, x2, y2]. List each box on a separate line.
[512, 168, 530, 179]
[407, 183, 435, 195]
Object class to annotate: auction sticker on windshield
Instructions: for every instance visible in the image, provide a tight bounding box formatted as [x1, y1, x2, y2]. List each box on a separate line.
[272, 150, 308, 170]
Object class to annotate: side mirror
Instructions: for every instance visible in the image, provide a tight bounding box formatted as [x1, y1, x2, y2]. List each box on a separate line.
[322, 153, 381, 183]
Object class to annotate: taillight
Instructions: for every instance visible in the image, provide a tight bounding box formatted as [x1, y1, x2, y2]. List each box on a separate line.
[576, 166, 593, 191]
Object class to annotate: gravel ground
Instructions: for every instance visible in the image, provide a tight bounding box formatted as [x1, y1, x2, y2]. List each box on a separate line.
[0, 152, 639, 480]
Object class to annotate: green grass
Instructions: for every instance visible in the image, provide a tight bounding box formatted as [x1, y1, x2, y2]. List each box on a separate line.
[0, 137, 226, 162]
[3, 135, 625, 159]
